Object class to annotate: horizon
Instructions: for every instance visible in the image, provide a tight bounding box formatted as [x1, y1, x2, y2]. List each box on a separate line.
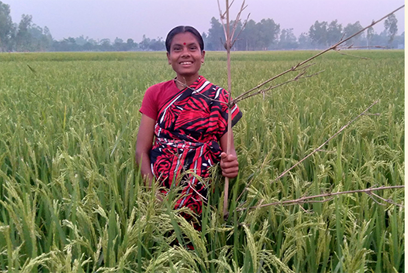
[3, 0, 405, 42]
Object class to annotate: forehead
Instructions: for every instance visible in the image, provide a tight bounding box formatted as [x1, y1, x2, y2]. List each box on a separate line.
[171, 32, 199, 46]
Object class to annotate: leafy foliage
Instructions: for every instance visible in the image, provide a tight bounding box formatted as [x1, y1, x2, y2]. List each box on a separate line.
[0, 1, 404, 52]
[0, 50, 404, 272]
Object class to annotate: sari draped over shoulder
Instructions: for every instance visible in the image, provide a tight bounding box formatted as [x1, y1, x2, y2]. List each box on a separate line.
[150, 76, 242, 215]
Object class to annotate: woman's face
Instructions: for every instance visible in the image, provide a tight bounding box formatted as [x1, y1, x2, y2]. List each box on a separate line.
[167, 32, 205, 82]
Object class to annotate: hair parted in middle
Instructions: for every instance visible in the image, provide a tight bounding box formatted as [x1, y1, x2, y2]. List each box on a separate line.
[165, 26, 204, 53]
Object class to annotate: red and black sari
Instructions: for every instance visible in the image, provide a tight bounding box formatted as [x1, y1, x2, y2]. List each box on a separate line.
[150, 76, 242, 215]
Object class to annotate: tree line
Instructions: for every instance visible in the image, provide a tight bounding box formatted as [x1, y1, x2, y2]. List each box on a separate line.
[0, 1, 404, 52]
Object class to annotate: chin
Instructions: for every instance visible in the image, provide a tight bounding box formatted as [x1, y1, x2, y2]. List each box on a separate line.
[177, 72, 197, 78]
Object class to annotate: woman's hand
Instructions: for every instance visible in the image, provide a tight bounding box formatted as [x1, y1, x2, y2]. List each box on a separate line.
[220, 152, 239, 178]
[135, 114, 155, 186]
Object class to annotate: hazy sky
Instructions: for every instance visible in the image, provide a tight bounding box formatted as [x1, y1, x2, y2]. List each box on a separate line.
[4, 0, 405, 42]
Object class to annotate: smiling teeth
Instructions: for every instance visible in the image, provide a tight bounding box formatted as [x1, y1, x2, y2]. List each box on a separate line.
[181, 62, 192, 65]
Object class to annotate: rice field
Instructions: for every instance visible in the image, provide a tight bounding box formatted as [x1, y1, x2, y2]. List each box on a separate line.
[0, 50, 404, 272]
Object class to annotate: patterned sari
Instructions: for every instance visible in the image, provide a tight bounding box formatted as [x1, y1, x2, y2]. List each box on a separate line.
[150, 76, 242, 215]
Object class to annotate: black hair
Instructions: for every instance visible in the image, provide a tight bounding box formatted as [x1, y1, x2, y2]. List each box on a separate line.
[165, 26, 204, 53]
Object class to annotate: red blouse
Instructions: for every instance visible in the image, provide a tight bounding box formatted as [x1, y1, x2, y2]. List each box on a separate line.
[139, 79, 180, 120]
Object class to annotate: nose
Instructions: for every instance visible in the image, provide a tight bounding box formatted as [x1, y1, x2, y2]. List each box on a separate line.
[181, 47, 190, 57]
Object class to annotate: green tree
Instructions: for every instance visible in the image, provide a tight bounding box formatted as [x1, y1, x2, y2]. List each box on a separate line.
[148, 37, 165, 51]
[83, 40, 98, 51]
[257, 18, 280, 50]
[229, 20, 243, 50]
[0, 1, 15, 51]
[278, 28, 297, 49]
[28, 25, 44, 50]
[207, 17, 224, 50]
[309, 21, 328, 47]
[241, 19, 258, 50]
[139, 35, 150, 51]
[43, 26, 53, 45]
[126, 38, 137, 51]
[26, 25, 52, 51]
[75, 35, 89, 46]
[298, 32, 313, 49]
[384, 14, 398, 45]
[366, 25, 374, 47]
[343, 21, 363, 46]
[75, 36, 97, 51]
[327, 20, 342, 45]
[99, 38, 111, 51]
[201, 32, 208, 49]
[15, 14, 33, 51]
[113, 37, 126, 51]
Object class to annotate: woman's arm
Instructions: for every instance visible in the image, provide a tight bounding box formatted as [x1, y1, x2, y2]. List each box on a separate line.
[135, 114, 155, 186]
[219, 131, 239, 178]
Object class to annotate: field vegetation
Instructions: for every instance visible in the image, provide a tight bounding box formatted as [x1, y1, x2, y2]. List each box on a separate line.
[0, 50, 404, 272]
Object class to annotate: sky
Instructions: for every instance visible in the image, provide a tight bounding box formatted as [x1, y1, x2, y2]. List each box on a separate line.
[3, 0, 405, 42]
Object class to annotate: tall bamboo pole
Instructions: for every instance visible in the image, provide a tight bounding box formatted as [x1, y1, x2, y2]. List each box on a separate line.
[222, 0, 233, 219]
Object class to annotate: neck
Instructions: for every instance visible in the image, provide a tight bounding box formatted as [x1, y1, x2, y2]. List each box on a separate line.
[175, 74, 199, 89]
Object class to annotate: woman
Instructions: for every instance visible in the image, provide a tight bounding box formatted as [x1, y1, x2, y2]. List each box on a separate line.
[135, 25, 242, 218]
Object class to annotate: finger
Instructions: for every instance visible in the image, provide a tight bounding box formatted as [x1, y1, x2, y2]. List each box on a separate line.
[226, 154, 237, 161]
[222, 155, 237, 163]
[221, 159, 239, 168]
[221, 163, 238, 172]
[221, 152, 237, 159]
[222, 166, 239, 175]
[222, 169, 238, 178]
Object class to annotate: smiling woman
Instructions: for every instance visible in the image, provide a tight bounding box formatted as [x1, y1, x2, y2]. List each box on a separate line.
[166, 30, 205, 88]
[135, 25, 242, 230]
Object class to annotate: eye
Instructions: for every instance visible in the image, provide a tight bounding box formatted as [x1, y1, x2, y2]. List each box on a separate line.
[190, 45, 198, 51]
[173, 46, 182, 52]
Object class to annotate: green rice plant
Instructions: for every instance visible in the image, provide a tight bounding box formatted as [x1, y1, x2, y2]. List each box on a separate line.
[0, 50, 404, 272]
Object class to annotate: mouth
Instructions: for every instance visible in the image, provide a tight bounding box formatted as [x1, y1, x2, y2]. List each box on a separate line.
[179, 61, 193, 66]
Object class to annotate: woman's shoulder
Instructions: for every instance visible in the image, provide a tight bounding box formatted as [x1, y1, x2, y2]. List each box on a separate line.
[144, 79, 176, 101]
[146, 79, 175, 92]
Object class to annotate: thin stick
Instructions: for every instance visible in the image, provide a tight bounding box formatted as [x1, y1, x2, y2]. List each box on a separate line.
[236, 185, 404, 211]
[230, 0, 248, 44]
[231, 13, 250, 47]
[233, 6, 403, 208]
[233, 5, 405, 104]
[333, 50, 370, 60]
[235, 100, 379, 207]
[217, 0, 228, 44]
[270, 100, 379, 184]
[223, 0, 233, 220]
[369, 191, 404, 208]
[234, 67, 324, 103]
[217, 0, 248, 219]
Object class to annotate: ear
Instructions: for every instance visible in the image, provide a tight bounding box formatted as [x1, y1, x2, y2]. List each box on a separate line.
[201, 50, 206, 62]
[167, 52, 171, 64]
